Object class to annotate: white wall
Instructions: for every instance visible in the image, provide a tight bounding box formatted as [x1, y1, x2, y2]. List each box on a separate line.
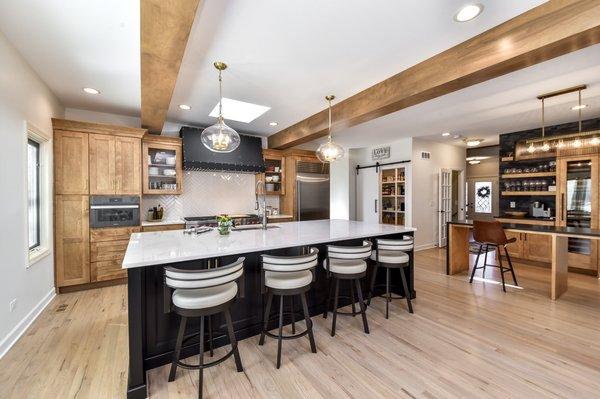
[411, 138, 465, 250]
[65, 108, 140, 128]
[0, 31, 64, 356]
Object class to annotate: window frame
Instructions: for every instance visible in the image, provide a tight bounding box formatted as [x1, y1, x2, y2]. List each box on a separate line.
[28, 138, 41, 250]
[26, 122, 52, 266]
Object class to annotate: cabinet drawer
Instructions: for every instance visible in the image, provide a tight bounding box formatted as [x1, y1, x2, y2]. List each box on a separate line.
[91, 260, 127, 282]
[90, 226, 141, 242]
[90, 239, 129, 262]
[142, 224, 185, 232]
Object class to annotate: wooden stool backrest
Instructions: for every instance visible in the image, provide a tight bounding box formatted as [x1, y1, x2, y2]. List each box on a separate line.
[473, 220, 508, 246]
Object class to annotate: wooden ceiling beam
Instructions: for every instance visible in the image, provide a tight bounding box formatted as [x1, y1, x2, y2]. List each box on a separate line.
[268, 0, 600, 149]
[140, 0, 201, 134]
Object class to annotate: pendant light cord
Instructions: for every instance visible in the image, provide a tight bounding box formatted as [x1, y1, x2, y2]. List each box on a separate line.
[541, 98, 545, 139]
[328, 98, 332, 141]
[218, 69, 223, 121]
[578, 89, 582, 133]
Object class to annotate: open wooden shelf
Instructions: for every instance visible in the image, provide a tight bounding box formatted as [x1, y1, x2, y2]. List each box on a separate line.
[501, 191, 557, 196]
[501, 172, 556, 179]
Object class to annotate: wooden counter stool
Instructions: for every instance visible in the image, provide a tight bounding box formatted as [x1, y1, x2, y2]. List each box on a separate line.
[165, 257, 245, 399]
[469, 220, 519, 292]
[367, 237, 414, 317]
[322, 241, 372, 336]
[259, 248, 319, 369]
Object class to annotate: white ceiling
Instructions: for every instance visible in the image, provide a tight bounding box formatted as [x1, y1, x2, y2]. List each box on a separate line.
[300, 44, 600, 150]
[168, 0, 547, 135]
[0, 0, 140, 115]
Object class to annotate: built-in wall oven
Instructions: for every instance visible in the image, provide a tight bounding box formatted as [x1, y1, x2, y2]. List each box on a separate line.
[90, 196, 140, 228]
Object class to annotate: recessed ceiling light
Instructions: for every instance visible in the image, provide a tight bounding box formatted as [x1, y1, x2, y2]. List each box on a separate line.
[452, 134, 461, 139]
[178, 104, 192, 110]
[82, 87, 100, 95]
[464, 138, 483, 147]
[442, 132, 451, 137]
[454, 4, 484, 22]
[269, 121, 278, 126]
[209, 98, 270, 123]
[571, 104, 588, 111]
[468, 160, 481, 165]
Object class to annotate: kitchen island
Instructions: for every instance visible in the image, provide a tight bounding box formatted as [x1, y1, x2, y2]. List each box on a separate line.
[123, 219, 416, 399]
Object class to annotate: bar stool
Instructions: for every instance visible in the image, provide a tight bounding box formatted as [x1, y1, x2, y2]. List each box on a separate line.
[165, 257, 245, 399]
[259, 248, 318, 369]
[322, 241, 372, 336]
[469, 220, 519, 292]
[367, 237, 414, 317]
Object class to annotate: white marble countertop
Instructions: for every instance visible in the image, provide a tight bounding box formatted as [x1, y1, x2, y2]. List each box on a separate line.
[123, 219, 416, 269]
[141, 219, 185, 227]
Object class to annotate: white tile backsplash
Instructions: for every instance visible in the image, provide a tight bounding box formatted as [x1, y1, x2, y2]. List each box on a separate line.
[142, 170, 279, 221]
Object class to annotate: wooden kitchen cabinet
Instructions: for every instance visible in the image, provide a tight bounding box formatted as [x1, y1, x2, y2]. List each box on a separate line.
[89, 134, 141, 195]
[142, 224, 185, 232]
[142, 134, 183, 195]
[522, 233, 552, 263]
[55, 195, 90, 286]
[90, 226, 141, 282]
[504, 231, 523, 258]
[54, 131, 88, 194]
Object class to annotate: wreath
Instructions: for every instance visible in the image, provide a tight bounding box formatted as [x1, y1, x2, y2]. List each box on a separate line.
[477, 186, 491, 198]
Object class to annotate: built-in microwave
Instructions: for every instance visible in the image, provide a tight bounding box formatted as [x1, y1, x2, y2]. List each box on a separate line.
[90, 196, 140, 228]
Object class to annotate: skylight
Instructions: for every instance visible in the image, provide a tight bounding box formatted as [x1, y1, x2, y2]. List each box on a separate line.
[209, 98, 270, 123]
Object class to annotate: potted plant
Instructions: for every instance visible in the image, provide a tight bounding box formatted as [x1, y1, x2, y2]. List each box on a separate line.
[217, 215, 233, 235]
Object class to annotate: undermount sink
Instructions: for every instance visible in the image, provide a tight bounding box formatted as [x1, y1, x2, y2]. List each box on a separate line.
[232, 225, 280, 231]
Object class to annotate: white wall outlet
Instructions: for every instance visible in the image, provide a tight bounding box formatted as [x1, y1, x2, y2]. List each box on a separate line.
[510, 201, 516, 208]
[9, 299, 17, 312]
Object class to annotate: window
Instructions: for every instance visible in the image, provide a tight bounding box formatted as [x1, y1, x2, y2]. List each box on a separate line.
[28, 139, 41, 249]
[474, 181, 492, 214]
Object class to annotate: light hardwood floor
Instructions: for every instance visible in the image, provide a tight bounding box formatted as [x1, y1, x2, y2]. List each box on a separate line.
[1, 248, 599, 398]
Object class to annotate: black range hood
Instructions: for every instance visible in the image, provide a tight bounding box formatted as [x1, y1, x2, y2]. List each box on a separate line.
[180, 126, 266, 173]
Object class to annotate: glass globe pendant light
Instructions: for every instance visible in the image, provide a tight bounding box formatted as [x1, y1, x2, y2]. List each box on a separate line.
[316, 95, 344, 163]
[201, 62, 240, 153]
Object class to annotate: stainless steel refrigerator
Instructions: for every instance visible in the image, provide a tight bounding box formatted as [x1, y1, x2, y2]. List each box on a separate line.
[296, 161, 330, 220]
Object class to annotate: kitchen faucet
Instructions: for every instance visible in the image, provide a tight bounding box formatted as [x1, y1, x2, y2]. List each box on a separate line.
[255, 179, 268, 230]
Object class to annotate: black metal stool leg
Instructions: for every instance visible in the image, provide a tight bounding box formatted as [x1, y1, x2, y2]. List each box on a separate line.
[208, 315, 213, 357]
[331, 278, 340, 337]
[290, 296, 296, 334]
[399, 267, 413, 314]
[367, 263, 379, 305]
[350, 281, 357, 316]
[323, 277, 333, 319]
[483, 244, 489, 278]
[276, 295, 284, 369]
[497, 252, 507, 292]
[505, 247, 518, 286]
[469, 244, 483, 283]
[168, 316, 187, 382]
[259, 291, 273, 346]
[385, 267, 391, 319]
[300, 292, 317, 353]
[224, 309, 243, 372]
[355, 279, 369, 334]
[198, 316, 205, 399]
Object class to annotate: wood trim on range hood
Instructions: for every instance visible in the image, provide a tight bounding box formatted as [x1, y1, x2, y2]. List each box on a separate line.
[268, 0, 600, 149]
[140, 0, 201, 134]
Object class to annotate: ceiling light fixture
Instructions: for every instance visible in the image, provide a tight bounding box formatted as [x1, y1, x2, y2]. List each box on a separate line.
[454, 4, 484, 22]
[442, 132, 451, 137]
[269, 121, 278, 126]
[464, 138, 482, 147]
[316, 95, 344, 163]
[200, 62, 240, 153]
[179, 104, 192, 110]
[571, 104, 588, 111]
[468, 160, 481, 165]
[82, 87, 100, 95]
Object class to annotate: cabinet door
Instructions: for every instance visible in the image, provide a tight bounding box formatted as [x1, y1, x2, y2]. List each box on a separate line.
[504, 231, 523, 258]
[115, 137, 141, 195]
[55, 195, 90, 287]
[142, 141, 182, 195]
[89, 134, 116, 194]
[54, 131, 88, 194]
[523, 233, 552, 263]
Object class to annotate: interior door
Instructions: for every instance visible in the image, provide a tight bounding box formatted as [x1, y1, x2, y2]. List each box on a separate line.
[466, 177, 498, 220]
[438, 169, 452, 247]
[355, 166, 379, 223]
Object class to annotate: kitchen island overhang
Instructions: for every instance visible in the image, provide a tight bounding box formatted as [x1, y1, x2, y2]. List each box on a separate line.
[123, 219, 416, 399]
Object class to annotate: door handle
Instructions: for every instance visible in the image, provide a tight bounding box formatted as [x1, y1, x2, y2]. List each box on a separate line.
[561, 193, 566, 222]
[374, 199, 378, 213]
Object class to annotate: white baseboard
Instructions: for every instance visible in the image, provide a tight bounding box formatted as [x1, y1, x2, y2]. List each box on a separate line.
[0, 288, 56, 358]
[414, 242, 437, 252]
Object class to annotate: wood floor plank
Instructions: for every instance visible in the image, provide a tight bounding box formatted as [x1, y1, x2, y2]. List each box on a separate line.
[1, 248, 599, 398]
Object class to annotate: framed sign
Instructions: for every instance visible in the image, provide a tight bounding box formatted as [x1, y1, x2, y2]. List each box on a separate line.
[372, 146, 390, 161]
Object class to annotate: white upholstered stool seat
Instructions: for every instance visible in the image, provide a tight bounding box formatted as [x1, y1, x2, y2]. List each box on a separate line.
[265, 270, 313, 290]
[323, 258, 367, 274]
[172, 282, 238, 310]
[370, 250, 409, 264]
